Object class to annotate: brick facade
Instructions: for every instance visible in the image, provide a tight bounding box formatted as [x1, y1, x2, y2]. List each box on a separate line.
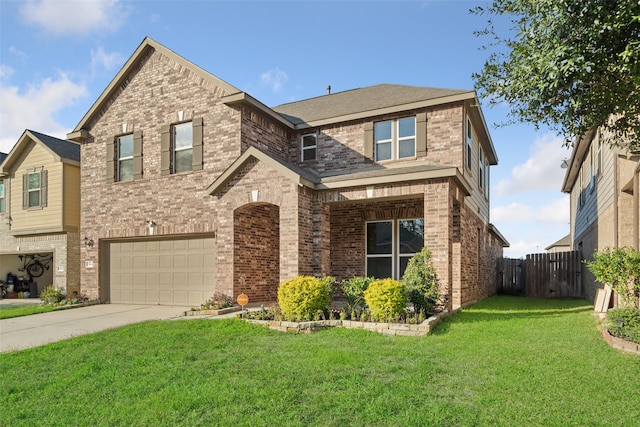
[71, 38, 505, 308]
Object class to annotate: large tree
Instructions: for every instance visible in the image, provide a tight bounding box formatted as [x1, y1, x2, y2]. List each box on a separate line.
[472, 0, 640, 150]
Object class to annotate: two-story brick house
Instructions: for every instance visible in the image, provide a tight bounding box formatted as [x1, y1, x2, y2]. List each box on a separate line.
[562, 126, 639, 302]
[0, 130, 81, 297]
[68, 37, 508, 309]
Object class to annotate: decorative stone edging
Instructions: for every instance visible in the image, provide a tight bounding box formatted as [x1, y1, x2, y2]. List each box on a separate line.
[245, 309, 458, 336]
[51, 300, 100, 311]
[601, 328, 640, 355]
[184, 306, 242, 317]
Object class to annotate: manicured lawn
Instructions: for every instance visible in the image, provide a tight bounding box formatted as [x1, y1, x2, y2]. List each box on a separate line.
[0, 296, 638, 426]
[0, 303, 54, 319]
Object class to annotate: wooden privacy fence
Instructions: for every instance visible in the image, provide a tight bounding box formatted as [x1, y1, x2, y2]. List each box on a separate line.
[498, 251, 582, 298]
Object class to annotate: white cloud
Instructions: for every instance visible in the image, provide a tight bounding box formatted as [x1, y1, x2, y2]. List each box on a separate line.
[19, 0, 128, 35]
[91, 46, 125, 72]
[0, 73, 87, 152]
[491, 196, 569, 224]
[0, 65, 14, 80]
[9, 46, 27, 59]
[495, 133, 570, 196]
[260, 68, 288, 93]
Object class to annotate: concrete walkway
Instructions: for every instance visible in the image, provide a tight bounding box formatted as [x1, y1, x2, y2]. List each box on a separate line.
[0, 302, 187, 353]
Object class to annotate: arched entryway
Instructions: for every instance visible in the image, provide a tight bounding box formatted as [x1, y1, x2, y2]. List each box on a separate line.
[233, 203, 280, 302]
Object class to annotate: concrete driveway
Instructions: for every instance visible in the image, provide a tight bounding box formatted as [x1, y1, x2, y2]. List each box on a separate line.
[0, 302, 187, 353]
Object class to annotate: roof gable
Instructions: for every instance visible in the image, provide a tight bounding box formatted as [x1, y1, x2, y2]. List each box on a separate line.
[0, 130, 80, 173]
[69, 37, 241, 137]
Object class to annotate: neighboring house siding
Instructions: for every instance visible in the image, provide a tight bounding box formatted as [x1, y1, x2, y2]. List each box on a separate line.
[63, 164, 81, 230]
[10, 144, 63, 232]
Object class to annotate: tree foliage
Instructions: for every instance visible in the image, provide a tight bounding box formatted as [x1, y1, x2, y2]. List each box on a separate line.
[472, 0, 640, 150]
[586, 247, 640, 307]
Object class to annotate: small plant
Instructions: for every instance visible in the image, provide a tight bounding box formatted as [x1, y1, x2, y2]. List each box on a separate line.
[586, 247, 640, 307]
[363, 279, 407, 321]
[198, 292, 234, 311]
[403, 247, 440, 314]
[606, 307, 640, 344]
[40, 285, 64, 304]
[341, 276, 374, 312]
[277, 276, 332, 322]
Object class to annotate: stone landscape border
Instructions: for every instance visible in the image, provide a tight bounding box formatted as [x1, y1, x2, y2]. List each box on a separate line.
[244, 309, 458, 336]
[600, 328, 640, 354]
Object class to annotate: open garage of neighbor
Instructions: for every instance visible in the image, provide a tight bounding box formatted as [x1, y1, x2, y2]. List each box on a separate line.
[106, 236, 215, 306]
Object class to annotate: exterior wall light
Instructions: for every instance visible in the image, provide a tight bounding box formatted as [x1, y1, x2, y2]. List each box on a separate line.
[83, 236, 94, 247]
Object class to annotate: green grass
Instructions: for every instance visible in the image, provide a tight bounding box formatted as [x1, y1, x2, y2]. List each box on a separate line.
[1, 296, 638, 426]
[0, 303, 54, 319]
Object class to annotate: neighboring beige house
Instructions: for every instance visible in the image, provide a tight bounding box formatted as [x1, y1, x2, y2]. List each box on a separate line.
[562, 126, 640, 301]
[0, 130, 81, 297]
[545, 234, 571, 253]
[68, 37, 508, 309]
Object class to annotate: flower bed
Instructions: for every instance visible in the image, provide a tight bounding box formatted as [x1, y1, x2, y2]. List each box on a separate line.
[244, 309, 457, 336]
[601, 328, 640, 354]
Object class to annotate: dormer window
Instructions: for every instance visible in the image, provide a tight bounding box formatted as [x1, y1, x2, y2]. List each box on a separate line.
[301, 133, 317, 161]
[374, 117, 416, 161]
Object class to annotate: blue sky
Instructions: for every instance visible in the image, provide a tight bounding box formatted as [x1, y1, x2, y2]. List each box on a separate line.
[0, 0, 571, 257]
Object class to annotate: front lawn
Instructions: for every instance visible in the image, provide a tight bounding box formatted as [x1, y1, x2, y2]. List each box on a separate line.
[0, 303, 55, 319]
[0, 296, 638, 426]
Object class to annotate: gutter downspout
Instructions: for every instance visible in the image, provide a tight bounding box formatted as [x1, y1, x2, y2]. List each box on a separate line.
[614, 156, 618, 248]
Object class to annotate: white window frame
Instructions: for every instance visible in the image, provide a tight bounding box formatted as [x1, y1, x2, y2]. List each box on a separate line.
[172, 121, 193, 174]
[478, 146, 484, 189]
[466, 117, 473, 170]
[27, 170, 41, 208]
[117, 134, 134, 182]
[365, 218, 424, 280]
[301, 133, 317, 161]
[0, 179, 5, 213]
[374, 117, 416, 162]
[484, 160, 490, 199]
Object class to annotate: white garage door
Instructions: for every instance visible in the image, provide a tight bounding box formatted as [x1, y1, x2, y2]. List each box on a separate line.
[108, 237, 215, 306]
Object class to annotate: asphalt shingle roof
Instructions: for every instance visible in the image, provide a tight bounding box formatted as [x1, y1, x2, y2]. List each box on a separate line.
[28, 130, 80, 162]
[272, 84, 472, 125]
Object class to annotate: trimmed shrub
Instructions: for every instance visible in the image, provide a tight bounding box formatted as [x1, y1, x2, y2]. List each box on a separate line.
[402, 247, 440, 314]
[341, 276, 374, 312]
[586, 247, 640, 307]
[363, 279, 407, 321]
[277, 276, 332, 321]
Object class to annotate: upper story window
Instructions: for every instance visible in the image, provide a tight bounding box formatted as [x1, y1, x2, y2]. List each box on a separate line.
[478, 146, 484, 189]
[466, 118, 473, 170]
[161, 118, 203, 176]
[22, 168, 47, 209]
[484, 160, 490, 199]
[374, 117, 416, 161]
[117, 134, 134, 182]
[0, 179, 5, 213]
[301, 133, 317, 161]
[173, 122, 193, 173]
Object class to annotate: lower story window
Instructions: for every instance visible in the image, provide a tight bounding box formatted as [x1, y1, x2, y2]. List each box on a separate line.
[366, 219, 424, 280]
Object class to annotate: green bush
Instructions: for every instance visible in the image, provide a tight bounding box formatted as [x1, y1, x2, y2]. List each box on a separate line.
[586, 247, 640, 307]
[402, 247, 440, 314]
[40, 285, 64, 303]
[607, 307, 640, 344]
[277, 276, 332, 321]
[340, 276, 374, 312]
[363, 279, 407, 321]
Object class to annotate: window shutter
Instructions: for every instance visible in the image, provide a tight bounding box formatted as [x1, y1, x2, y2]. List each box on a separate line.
[192, 117, 203, 171]
[364, 122, 374, 162]
[133, 130, 143, 179]
[416, 113, 427, 157]
[161, 124, 171, 175]
[40, 170, 48, 207]
[22, 173, 28, 209]
[106, 139, 115, 182]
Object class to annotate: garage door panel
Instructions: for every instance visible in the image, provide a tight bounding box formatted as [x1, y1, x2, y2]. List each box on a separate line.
[109, 237, 214, 305]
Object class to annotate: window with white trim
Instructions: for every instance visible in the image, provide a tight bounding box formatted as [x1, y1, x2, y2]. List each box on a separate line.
[466, 117, 473, 170]
[484, 160, 490, 199]
[173, 122, 193, 173]
[366, 219, 424, 280]
[301, 133, 317, 161]
[478, 146, 484, 189]
[117, 134, 134, 182]
[0, 179, 5, 213]
[374, 117, 416, 161]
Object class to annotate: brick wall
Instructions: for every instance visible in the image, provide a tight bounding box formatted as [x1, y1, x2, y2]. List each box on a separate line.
[234, 203, 279, 301]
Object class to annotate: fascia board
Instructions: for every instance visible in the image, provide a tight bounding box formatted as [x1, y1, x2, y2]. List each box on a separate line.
[222, 92, 296, 129]
[70, 37, 240, 135]
[561, 129, 596, 192]
[294, 92, 476, 130]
